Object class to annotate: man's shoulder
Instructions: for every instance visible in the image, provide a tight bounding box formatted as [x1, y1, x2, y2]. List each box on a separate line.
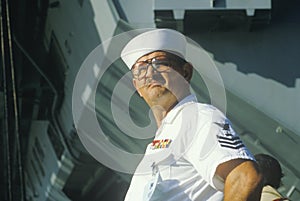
[182, 102, 215, 111]
[182, 102, 225, 119]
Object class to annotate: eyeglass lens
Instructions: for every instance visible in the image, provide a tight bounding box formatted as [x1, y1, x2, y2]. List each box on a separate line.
[132, 56, 171, 80]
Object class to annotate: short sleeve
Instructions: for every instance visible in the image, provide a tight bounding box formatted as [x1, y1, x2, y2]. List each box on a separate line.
[185, 106, 254, 190]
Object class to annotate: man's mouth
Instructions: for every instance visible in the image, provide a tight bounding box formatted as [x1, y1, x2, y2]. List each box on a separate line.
[145, 80, 165, 88]
[148, 82, 162, 87]
[142, 77, 166, 89]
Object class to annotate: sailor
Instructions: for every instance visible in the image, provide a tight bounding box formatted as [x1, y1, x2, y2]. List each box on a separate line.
[121, 28, 263, 201]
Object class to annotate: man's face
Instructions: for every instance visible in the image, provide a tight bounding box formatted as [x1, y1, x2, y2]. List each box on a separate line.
[131, 51, 192, 107]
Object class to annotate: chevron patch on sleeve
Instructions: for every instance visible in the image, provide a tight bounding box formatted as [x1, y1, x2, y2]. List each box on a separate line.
[215, 122, 245, 150]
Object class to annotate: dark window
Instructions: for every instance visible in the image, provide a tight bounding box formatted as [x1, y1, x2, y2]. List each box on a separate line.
[47, 124, 64, 160]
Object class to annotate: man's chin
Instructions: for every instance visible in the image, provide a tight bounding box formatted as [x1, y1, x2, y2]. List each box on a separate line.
[147, 89, 175, 102]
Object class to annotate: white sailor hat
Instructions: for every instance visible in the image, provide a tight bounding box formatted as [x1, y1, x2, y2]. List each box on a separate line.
[121, 29, 187, 69]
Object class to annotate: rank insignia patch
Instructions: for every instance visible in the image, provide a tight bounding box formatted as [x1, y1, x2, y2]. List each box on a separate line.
[150, 139, 172, 150]
[214, 122, 245, 150]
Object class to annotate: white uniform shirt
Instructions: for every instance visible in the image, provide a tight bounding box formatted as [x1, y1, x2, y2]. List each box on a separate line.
[125, 95, 254, 201]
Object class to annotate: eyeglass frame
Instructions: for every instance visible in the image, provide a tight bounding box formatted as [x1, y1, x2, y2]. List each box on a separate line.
[131, 54, 187, 80]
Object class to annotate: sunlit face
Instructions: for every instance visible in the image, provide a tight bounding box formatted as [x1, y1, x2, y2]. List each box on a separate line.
[132, 51, 192, 107]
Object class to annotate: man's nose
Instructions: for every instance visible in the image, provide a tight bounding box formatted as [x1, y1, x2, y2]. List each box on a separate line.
[145, 65, 157, 78]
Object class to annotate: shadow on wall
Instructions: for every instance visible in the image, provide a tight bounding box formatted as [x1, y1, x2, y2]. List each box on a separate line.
[186, 0, 300, 88]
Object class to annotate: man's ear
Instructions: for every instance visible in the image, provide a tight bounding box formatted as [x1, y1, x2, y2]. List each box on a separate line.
[132, 79, 143, 97]
[132, 79, 137, 89]
[183, 62, 193, 83]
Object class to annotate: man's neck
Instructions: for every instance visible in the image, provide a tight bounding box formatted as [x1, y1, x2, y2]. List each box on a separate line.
[150, 102, 177, 128]
[149, 92, 191, 128]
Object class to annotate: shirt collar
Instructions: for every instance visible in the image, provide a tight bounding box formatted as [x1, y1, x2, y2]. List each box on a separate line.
[162, 94, 198, 124]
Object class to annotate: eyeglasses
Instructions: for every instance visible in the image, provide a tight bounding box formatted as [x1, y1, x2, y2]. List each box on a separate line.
[131, 56, 174, 80]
